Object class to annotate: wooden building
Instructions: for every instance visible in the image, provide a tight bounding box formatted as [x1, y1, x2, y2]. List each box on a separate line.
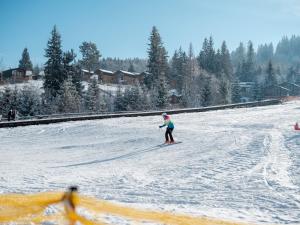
[1, 68, 32, 83]
[94, 69, 114, 83]
[81, 69, 94, 81]
[114, 70, 143, 85]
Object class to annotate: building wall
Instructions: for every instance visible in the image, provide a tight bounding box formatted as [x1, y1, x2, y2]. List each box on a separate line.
[100, 73, 116, 84]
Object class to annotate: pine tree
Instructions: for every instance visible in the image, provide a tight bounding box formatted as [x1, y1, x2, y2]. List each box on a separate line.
[219, 79, 231, 104]
[207, 36, 216, 73]
[231, 42, 246, 68]
[198, 38, 208, 70]
[44, 25, 64, 97]
[266, 60, 277, 86]
[128, 63, 135, 72]
[146, 26, 169, 89]
[257, 43, 274, 64]
[85, 78, 101, 112]
[214, 49, 222, 76]
[0, 87, 18, 117]
[19, 48, 33, 70]
[63, 49, 83, 95]
[231, 79, 241, 103]
[18, 86, 41, 117]
[220, 41, 233, 79]
[114, 86, 126, 111]
[59, 77, 81, 113]
[243, 41, 256, 82]
[201, 78, 212, 106]
[170, 47, 188, 92]
[287, 66, 297, 83]
[198, 36, 216, 73]
[79, 41, 101, 73]
[155, 78, 169, 109]
[253, 82, 264, 101]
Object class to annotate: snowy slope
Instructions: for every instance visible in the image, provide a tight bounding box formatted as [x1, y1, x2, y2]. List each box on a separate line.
[1, 101, 300, 224]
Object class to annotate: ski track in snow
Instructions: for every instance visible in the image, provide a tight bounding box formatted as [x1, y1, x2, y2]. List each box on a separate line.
[1, 101, 300, 224]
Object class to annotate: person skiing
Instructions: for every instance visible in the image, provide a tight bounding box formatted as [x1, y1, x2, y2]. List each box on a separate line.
[159, 112, 175, 144]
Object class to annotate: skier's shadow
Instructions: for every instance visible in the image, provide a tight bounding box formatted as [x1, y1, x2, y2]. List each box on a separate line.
[54, 143, 167, 168]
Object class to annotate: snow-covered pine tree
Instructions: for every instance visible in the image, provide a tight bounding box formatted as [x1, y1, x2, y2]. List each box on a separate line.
[85, 78, 101, 112]
[17, 85, 41, 117]
[114, 86, 126, 111]
[63, 49, 83, 95]
[201, 78, 212, 107]
[19, 48, 33, 71]
[59, 77, 81, 113]
[124, 86, 143, 111]
[231, 79, 241, 103]
[0, 87, 18, 118]
[219, 78, 231, 105]
[155, 78, 169, 109]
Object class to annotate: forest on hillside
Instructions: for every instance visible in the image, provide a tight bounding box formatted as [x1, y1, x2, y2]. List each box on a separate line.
[1, 25, 300, 119]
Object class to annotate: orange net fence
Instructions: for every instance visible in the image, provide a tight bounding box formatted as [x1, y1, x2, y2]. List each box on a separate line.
[0, 188, 251, 225]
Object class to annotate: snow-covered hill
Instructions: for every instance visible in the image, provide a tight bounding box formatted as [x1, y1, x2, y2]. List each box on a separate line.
[1, 101, 300, 224]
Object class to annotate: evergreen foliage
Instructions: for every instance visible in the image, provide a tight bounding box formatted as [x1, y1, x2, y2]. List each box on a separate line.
[19, 48, 33, 70]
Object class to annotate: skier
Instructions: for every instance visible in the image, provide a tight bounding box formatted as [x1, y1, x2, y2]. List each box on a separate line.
[159, 112, 175, 144]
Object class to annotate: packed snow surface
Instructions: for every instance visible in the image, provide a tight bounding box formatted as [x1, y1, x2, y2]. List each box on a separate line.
[1, 101, 300, 224]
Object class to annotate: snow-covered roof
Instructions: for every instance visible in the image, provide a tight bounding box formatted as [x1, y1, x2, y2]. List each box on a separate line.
[39, 71, 45, 76]
[116, 70, 142, 76]
[81, 69, 94, 74]
[98, 69, 114, 74]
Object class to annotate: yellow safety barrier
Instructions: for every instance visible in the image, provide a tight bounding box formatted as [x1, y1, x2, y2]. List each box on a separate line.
[0, 187, 251, 225]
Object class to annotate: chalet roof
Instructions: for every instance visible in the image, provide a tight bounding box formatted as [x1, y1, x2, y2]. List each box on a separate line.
[96, 69, 114, 74]
[2, 68, 26, 78]
[81, 69, 94, 74]
[115, 70, 142, 76]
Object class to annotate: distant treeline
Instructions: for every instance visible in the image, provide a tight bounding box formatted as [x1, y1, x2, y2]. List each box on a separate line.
[2, 25, 300, 118]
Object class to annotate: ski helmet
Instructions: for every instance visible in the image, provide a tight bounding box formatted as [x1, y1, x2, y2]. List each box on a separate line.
[162, 112, 167, 117]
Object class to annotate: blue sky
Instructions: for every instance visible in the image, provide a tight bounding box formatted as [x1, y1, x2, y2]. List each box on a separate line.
[0, 0, 300, 69]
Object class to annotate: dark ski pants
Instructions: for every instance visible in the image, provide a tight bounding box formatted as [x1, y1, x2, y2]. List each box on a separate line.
[165, 128, 174, 142]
